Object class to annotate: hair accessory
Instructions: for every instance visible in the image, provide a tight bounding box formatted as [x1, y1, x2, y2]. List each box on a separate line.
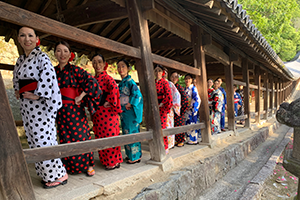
[36, 38, 40, 47]
[69, 52, 75, 62]
[162, 71, 166, 77]
[104, 62, 108, 70]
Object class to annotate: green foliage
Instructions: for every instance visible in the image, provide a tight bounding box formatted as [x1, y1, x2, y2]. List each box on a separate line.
[178, 75, 186, 87]
[239, 0, 300, 61]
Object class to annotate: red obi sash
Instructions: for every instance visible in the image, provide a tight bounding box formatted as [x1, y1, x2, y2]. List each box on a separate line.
[19, 79, 38, 98]
[60, 87, 79, 104]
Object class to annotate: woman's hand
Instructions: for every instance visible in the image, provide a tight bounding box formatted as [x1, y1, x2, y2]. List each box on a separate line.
[159, 103, 163, 108]
[75, 91, 86, 105]
[15, 90, 20, 100]
[125, 103, 131, 110]
[104, 102, 111, 108]
[22, 91, 39, 100]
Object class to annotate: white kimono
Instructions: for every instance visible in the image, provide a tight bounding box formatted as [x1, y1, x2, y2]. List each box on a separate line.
[13, 47, 66, 182]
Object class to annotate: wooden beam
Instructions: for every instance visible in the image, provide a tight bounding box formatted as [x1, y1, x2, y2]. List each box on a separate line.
[126, 0, 166, 162]
[225, 62, 235, 131]
[150, 36, 191, 51]
[163, 123, 205, 136]
[204, 44, 230, 66]
[24, 131, 153, 163]
[0, 63, 14, 71]
[255, 66, 261, 123]
[202, 34, 212, 46]
[51, 1, 128, 27]
[177, 0, 220, 15]
[242, 58, 251, 128]
[191, 25, 211, 144]
[0, 73, 35, 199]
[232, 79, 246, 86]
[141, 0, 155, 11]
[185, 0, 214, 8]
[0, 2, 194, 74]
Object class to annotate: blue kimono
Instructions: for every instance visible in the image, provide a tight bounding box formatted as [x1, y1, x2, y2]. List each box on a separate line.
[184, 84, 201, 143]
[119, 75, 143, 161]
[234, 92, 242, 117]
[219, 87, 227, 129]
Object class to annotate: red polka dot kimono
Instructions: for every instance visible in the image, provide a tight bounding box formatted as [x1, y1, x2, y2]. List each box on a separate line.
[156, 78, 173, 150]
[92, 71, 123, 167]
[55, 63, 101, 174]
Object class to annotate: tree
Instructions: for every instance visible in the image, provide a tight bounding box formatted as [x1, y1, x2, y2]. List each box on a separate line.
[239, 0, 300, 61]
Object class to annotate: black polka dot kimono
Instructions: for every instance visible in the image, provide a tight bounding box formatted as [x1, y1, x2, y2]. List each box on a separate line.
[92, 71, 123, 167]
[13, 47, 66, 182]
[174, 83, 189, 144]
[156, 78, 173, 150]
[55, 63, 101, 174]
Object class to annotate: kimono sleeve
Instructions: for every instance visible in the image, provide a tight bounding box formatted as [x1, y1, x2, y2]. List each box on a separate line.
[191, 86, 201, 114]
[162, 80, 173, 112]
[178, 84, 189, 116]
[13, 57, 22, 91]
[129, 80, 143, 123]
[106, 76, 122, 114]
[34, 54, 57, 100]
[76, 67, 101, 99]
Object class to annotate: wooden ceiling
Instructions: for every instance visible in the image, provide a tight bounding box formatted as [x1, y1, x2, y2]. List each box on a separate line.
[0, 0, 294, 81]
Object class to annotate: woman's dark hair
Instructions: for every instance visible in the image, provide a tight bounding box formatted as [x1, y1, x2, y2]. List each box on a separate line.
[18, 26, 37, 36]
[207, 78, 213, 82]
[117, 59, 130, 68]
[214, 79, 220, 83]
[185, 73, 194, 79]
[54, 41, 71, 52]
[154, 64, 164, 70]
[170, 71, 178, 77]
[92, 54, 105, 62]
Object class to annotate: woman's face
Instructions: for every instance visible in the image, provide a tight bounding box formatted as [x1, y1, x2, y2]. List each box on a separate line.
[18, 27, 39, 54]
[154, 67, 163, 80]
[214, 81, 220, 89]
[185, 76, 192, 87]
[92, 55, 105, 74]
[207, 79, 213, 88]
[170, 72, 178, 84]
[54, 44, 71, 64]
[117, 61, 128, 77]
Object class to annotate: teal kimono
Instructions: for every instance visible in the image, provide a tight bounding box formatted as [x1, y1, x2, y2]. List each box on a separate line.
[119, 75, 143, 161]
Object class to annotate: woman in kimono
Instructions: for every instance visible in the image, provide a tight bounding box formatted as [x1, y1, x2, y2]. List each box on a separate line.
[54, 41, 101, 176]
[207, 78, 214, 116]
[170, 71, 189, 147]
[117, 59, 143, 164]
[233, 85, 242, 118]
[154, 65, 173, 153]
[13, 27, 67, 188]
[164, 70, 180, 149]
[184, 74, 201, 144]
[211, 79, 224, 134]
[92, 54, 123, 170]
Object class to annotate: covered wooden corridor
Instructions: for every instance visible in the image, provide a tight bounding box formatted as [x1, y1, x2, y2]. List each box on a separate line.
[0, 0, 298, 199]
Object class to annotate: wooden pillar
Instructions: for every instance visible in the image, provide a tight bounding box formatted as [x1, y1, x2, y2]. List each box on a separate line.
[275, 77, 279, 110]
[191, 25, 211, 144]
[280, 80, 283, 104]
[0, 73, 36, 199]
[263, 71, 269, 119]
[242, 58, 250, 128]
[269, 74, 274, 115]
[126, 0, 166, 162]
[254, 66, 261, 123]
[224, 61, 235, 130]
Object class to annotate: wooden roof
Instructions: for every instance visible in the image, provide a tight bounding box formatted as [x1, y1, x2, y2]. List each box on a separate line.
[0, 0, 294, 80]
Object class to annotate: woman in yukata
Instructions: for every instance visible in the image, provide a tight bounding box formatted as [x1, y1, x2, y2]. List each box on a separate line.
[54, 41, 101, 177]
[164, 70, 181, 150]
[211, 79, 224, 134]
[92, 54, 123, 170]
[117, 59, 143, 164]
[154, 64, 173, 154]
[170, 71, 189, 147]
[184, 74, 201, 144]
[13, 27, 67, 189]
